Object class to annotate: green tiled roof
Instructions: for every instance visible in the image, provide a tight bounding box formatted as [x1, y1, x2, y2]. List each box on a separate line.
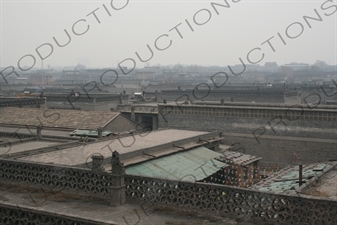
[253, 162, 334, 195]
[126, 146, 227, 181]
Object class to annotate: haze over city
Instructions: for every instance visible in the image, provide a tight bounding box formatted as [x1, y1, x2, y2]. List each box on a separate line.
[1, 0, 336, 70]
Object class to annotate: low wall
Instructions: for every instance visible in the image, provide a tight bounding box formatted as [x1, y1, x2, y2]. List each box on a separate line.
[0, 202, 115, 225]
[0, 159, 118, 198]
[0, 98, 45, 108]
[1, 141, 82, 159]
[125, 175, 337, 225]
[1, 158, 336, 224]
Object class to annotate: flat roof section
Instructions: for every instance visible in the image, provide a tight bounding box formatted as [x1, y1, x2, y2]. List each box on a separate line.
[0, 126, 71, 138]
[18, 129, 210, 167]
[125, 146, 227, 181]
[304, 170, 337, 200]
[251, 162, 337, 195]
[2, 140, 63, 155]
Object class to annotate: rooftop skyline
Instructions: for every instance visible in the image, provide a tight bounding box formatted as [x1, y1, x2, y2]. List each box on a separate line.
[1, 0, 336, 70]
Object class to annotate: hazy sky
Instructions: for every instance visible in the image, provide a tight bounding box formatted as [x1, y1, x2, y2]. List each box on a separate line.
[0, 0, 336, 70]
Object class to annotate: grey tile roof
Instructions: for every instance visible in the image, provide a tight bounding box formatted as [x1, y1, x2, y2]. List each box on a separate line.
[0, 107, 119, 130]
[19, 129, 209, 166]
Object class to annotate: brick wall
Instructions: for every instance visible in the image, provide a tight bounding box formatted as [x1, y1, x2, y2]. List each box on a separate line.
[161, 89, 289, 103]
[220, 133, 337, 166]
[158, 104, 337, 139]
[103, 115, 138, 133]
[157, 104, 337, 165]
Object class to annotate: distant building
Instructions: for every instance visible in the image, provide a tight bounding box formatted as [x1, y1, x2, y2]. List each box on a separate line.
[29, 74, 53, 85]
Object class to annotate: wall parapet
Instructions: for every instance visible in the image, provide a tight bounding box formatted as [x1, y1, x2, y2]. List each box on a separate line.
[45, 94, 128, 103]
[125, 175, 337, 225]
[0, 159, 117, 198]
[158, 104, 337, 122]
[0, 98, 45, 108]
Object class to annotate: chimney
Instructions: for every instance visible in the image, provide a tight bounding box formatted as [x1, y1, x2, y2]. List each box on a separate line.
[299, 163, 303, 187]
[131, 107, 136, 121]
[36, 126, 42, 141]
[155, 90, 158, 102]
[97, 127, 103, 138]
[111, 151, 125, 174]
[91, 154, 104, 172]
[110, 150, 126, 206]
[119, 93, 123, 104]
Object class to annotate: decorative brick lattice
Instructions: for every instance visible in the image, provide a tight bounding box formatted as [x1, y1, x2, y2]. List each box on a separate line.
[125, 175, 337, 225]
[159, 106, 337, 122]
[0, 159, 115, 196]
[0, 98, 45, 108]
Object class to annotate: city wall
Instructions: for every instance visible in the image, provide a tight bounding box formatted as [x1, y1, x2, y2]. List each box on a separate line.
[158, 89, 298, 104]
[0, 98, 46, 108]
[46, 94, 129, 111]
[158, 104, 337, 165]
[220, 133, 337, 167]
[300, 86, 337, 103]
[158, 104, 337, 138]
